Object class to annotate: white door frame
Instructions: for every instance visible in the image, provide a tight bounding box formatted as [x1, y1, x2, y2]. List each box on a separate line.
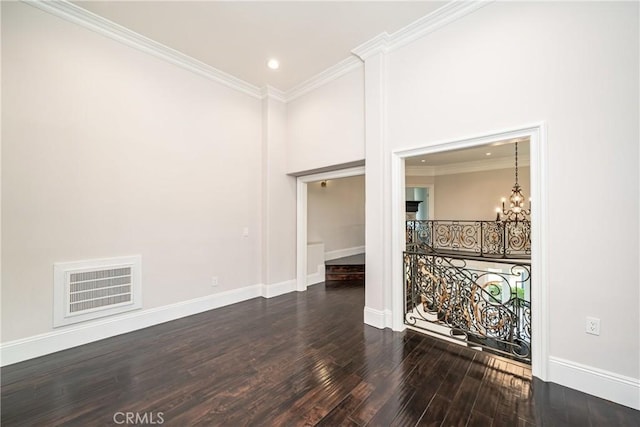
[390, 122, 549, 380]
[296, 166, 366, 292]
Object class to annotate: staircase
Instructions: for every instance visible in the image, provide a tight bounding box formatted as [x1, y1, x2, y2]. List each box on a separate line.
[324, 254, 365, 287]
[404, 248, 532, 363]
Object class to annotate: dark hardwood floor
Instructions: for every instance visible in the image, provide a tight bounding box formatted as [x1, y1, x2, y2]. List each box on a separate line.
[2, 284, 638, 426]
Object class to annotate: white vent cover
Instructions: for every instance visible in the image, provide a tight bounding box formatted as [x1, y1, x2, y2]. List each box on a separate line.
[54, 256, 142, 327]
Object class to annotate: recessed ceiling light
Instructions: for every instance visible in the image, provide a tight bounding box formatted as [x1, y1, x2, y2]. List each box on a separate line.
[486, 152, 492, 156]
[421, 159, 426, 163]
[267, 59, 279, 70]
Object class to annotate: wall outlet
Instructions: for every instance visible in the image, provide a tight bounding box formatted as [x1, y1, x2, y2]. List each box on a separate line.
[211, 276, 219, 287]
[586, 317, 600, 335]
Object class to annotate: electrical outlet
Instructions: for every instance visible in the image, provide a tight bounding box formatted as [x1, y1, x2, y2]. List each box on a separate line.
[242, 227, 249, 237]
[211, 276, 219, 287]
[586, 317, 600, 335]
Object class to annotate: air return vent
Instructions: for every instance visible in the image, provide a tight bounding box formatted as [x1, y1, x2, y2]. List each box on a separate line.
[54, 256, 142, 327]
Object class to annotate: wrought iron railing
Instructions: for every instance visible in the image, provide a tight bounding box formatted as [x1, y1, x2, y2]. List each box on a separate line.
[404, 250, 531, 362]
[406, 220, 531, 259]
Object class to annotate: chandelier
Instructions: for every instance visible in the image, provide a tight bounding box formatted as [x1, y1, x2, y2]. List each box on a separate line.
[497, 141, 530, 222]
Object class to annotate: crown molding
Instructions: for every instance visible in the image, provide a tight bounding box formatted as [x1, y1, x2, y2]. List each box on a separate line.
[261, 85, 287, 103]
[23, 0, 491, 103]
[284, 56, 363, 103]
[22, 0, 263, 99]
[406, 157, 529, 177]
[386, 0, 492, 53]
[352, 0, 492, 61]
[351, 32, 392, 61]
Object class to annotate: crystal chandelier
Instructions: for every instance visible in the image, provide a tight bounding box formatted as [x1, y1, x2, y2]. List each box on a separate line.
[497, 141, 530, 222]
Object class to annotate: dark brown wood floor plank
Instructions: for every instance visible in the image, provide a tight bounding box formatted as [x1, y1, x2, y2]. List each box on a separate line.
[433, 344, 474, 402]
[391, 342, 450, 426]
[2, 284, 639, 426]
[418, 394, 451, 427]
[467, 410, 494, 427]
[440, 370, 483, 426]
[347, 334, 431, 425]
[316, 380, 374, 426]
[485, 358, 521, 427]
[586, 393, 640, 427]
[472, 356, 504, 419]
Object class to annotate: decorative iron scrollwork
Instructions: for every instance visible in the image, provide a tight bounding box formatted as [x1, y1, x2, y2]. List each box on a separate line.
[404, 251, 531, 362]
[406, 220, 531, 258]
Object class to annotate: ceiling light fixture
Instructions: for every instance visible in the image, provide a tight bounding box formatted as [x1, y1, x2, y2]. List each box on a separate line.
[267, 59, 279, 70]
[497, 141, 530, 222]
[421, 159, 426, 163]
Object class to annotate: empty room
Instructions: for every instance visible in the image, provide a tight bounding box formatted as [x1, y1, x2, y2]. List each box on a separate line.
[2, 1, 639, 425]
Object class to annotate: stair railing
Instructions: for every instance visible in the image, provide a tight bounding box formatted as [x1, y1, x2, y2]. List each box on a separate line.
[404, 249, 531, 362]
[406, 219, 531, 259]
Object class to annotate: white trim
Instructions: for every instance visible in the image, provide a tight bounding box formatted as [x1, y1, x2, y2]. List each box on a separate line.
[296, 166, 366, 293]
[1, 280, 299, 366]
[352, 0, 491, 60]
[262, 279, 296, 299]
[548, 357, 640, 410]
[386, 0, 492, 53]
[390, 146, 406, 332]
[405, 326, 465, 346]
[351, 33, 391, 61]
[261, 85, 287, 103]
[390, 122, 549, 380]
[2, 284, 261, 366]
[296, 179, 308, 292]
[363, 306, 386, 329]
[306, 264, 325, 286]
[23, 0, 489, 103]
[22, 0, 262, 99]
[285, 57, 363, 102]
[384, 309, 394, 329]
[324, 246, 365, 261]
[405, 156, 529, 177]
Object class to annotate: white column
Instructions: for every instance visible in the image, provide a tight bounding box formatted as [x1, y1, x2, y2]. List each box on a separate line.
[356, 46, 392, 329]
[261, 88, 297, 289]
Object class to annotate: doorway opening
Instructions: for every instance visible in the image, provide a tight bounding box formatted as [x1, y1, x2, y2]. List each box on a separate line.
[404, 139, 532, 363]
[390, 123, 548, 379]
[295, 166, 365, 292]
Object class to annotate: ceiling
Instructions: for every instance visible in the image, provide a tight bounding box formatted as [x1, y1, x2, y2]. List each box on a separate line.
[73, 1, 446, 91]
[405, 139, 530, 167]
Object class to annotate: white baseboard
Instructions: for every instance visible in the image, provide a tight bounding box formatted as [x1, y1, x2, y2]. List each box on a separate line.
[306, 264, 325, 286]
[325, 245, 365, 261]
[384, 309, 393, 329]
[363, 306, 386, 329]
[1, 280, 296, 367]
[262, 279, 296, 298]
[548, 356, 640, 410]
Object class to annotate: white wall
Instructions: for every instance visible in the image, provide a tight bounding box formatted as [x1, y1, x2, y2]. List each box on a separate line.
[307, 175, 365, 253]
[286, 68, 366, 174]
[1, 2, 263, 341]
[306, 242, 324, 275]
[433, 167, 530, 221]
[385, 1, 638, 380]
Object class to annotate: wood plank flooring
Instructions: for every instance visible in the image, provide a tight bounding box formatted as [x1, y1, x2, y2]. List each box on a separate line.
[325, 254, 365, 287]
[2, 284, 639, 426]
